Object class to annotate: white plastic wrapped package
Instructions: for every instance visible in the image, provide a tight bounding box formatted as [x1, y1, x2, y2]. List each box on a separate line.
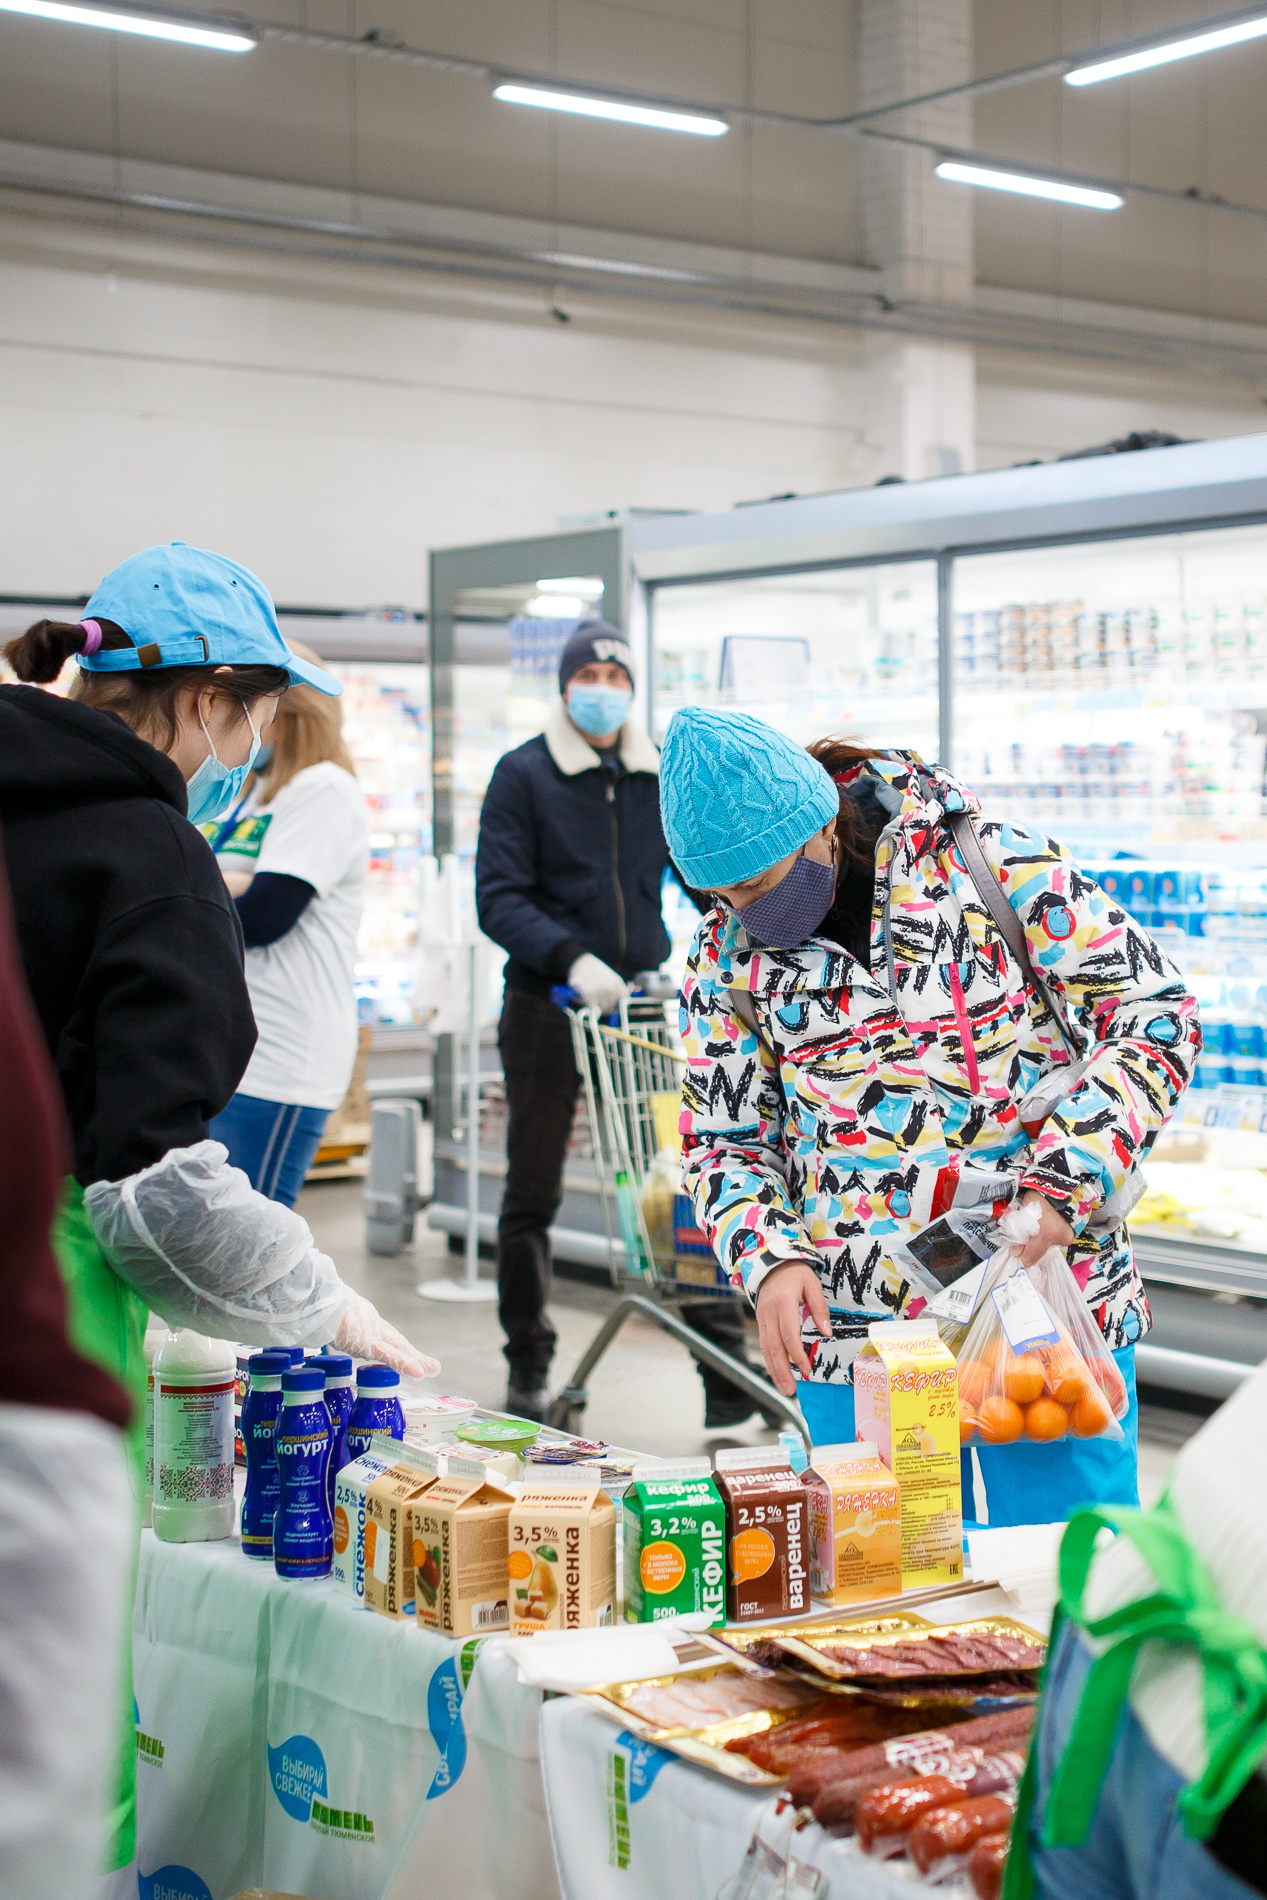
[85, 1141, 350, 1347]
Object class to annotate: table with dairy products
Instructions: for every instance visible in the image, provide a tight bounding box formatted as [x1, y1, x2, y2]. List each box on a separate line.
[136, 1319, 1064, 1900]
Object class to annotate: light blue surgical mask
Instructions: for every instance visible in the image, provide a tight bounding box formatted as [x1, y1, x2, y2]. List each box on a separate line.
[185, 701, 262, 826]
[568, 684, 632, 739]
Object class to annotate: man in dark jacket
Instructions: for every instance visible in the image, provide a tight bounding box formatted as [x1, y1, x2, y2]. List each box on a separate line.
[476, 622, 755, 1422]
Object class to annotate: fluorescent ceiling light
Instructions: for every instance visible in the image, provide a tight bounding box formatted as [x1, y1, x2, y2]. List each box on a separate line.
[1066, 12, 1267, 85]
[0, 0, 256, 50]
[935, 160, 1122, 211]
[494, 83, 727, 137]
[525, 593, 586, 617]
[536, 576, 604, 596]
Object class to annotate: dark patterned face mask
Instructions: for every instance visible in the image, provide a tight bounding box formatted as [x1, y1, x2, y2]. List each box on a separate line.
[731, 849, 837, 949]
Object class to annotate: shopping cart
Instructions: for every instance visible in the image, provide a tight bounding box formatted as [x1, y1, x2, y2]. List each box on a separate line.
[544, 997, 804, 1437]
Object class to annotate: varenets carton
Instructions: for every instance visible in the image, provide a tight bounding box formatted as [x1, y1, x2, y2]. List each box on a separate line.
[622, 1458, 726, 1628]
[362, 1447, 442, 1621]
[852, 1320, 962, 1590]
[802, 1441, 902, 1605]
[508, 1471, 617, 1634]
[413, 1464, 513, 1637]
[713, 1447, 809, 1624]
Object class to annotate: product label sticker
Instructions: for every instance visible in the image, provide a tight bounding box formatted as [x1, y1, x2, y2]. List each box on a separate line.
[991, 1272, 1061, 1354]
[923, 1259, 989, 1324]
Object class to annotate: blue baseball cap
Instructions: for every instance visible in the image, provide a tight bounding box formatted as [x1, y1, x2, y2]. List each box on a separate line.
[78, 542, 341, 696]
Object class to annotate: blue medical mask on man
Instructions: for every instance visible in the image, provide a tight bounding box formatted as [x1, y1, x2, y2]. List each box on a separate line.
[567, 683, 633, 739]
[185, 699, 263, 826]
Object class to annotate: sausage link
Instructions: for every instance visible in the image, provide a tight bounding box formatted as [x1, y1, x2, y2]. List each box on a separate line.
[855, 1776, 966, 1855]
[969, 1831, 1011, 1900]
[910, 1795, 1015, 1880]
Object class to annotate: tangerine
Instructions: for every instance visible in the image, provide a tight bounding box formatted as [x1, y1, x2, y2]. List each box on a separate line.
[1003, 1352, 1046, 1405]
[1024, 1397, 1069, 1441]
[975, 1395, 1025, 1445]
[1045, 1350, 1092, 1406]
[1090, 1356, 1128, 1414]
[1070, 1386, 1114, 1438]
[959, 1408, 978, 1445]
[958, 1360, 991, 1408]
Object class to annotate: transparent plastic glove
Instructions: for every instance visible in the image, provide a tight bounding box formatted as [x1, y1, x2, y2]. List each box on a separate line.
[332, 1288, 440, 1379]
[85, 1140, 350, 1347]
[567, 952, 629, 1014]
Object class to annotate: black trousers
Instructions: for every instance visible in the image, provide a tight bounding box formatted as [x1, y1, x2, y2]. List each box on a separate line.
[496, 987, 750, 1397]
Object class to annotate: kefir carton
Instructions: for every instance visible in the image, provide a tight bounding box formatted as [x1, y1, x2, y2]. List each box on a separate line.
[622, 1458, 726, 1627]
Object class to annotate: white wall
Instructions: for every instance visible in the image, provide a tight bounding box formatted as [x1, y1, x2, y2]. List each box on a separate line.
[2, 222, 1265, 608]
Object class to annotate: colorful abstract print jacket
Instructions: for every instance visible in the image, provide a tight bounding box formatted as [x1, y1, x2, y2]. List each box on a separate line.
[679, 754, 1200, 1385]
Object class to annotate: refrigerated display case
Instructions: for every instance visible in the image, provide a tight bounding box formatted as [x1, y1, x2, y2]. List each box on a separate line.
[429, 436, 1267, 1392]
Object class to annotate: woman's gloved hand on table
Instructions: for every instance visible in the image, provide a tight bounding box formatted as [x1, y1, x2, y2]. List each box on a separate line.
[333, 1288, 439, 1378]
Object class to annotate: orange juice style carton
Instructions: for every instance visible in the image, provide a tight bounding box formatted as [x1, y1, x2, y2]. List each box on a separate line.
[507, 1471, 617, 1634]
[852, 1320, 962, 1589]
[362, 1446, 442, 1621]
[802, 1441, 902, 1605]
[713, 1447, 809, 1624]
[413, 1461, 513, 1638]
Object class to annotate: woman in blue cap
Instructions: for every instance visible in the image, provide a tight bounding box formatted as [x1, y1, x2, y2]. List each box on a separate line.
[659, 706, 1199, 1533]
[0, 542, 433, 1881]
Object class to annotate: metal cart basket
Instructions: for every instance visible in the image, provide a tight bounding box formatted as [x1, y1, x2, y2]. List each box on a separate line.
[545, 997, 803, 1436]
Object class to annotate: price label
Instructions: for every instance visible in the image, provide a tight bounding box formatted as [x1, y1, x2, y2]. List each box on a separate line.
[924, 1259, 988, 1324]
[991, 1271, 1061, 1354]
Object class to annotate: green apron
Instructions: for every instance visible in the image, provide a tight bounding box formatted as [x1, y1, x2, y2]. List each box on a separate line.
[1003, 1493, 1267, 1899]
[52, 1179, 149, 1874]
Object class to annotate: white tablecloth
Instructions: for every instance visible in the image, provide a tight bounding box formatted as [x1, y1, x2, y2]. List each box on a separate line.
[132, 1531, 559, 1900]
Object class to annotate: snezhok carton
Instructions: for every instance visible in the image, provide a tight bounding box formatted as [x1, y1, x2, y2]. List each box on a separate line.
[802, 1441, 902, 1606]
[622, 1458, 726, 1628]
[713, 1447, 809, 1625]
[508, 1471, 617, 1634]
[335, 1440, 440, 1608]
[852, 1320, 962, 1590]
[362, 1446, 442, 1621]
[413, 1463, 513, 1637]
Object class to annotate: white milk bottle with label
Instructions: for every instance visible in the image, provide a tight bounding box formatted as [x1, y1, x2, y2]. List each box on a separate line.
[152, 1330, 237, 1542]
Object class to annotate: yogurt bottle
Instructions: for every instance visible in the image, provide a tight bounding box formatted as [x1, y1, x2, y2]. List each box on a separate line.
[346, 1365, 404, 1462]
[240, 1350, 292, 1559]
[317, 1352, 355, 1514]
[152, 1331, 236, 1544]
[273, 1369, 334, 1581]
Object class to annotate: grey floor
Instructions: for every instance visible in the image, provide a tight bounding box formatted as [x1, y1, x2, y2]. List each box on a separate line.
[298, 1177, 1200, 1504]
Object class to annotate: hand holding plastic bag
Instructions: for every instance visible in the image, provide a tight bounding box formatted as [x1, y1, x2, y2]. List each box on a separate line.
[956, 1202, 1127, 1449]
[85, 1143, 440, 1376]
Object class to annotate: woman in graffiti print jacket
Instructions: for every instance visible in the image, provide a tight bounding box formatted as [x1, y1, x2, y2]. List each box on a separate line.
[660, 707, 1200, 1527]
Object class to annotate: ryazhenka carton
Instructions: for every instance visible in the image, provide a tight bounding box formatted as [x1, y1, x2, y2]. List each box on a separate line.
[362, 1446, 442, 1621]
[713, 1446, 809, 1624]
[508, 1471, 616, 1634]
[802, 1441, 902, 1605]
[334, 1439, 440, 1607]
[622, 1458, 726, 1627]
[413, 1462, 513, 1637]
[852, 1320, 962, 1590]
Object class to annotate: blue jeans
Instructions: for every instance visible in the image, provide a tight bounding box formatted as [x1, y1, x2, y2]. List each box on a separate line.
[1028, 1622, 1258, 1899]
[795, 1344, 1139, 1530]
[208, 1093, 329, 1208]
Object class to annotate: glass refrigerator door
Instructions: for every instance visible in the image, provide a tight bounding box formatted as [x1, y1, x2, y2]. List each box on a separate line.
[952, 522, 1267, 1259]
[650, 560, 940, 977]
[325, 661, 432, 1026]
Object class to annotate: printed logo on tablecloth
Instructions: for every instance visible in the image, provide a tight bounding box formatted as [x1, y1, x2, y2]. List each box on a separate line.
[138, 1867, 212, 1900]
[267, 1733, 375, 1843]
[424, 1638, 487, 1800]
[134, 1695, 165, 1768]
[606, 1731, 674, 1869]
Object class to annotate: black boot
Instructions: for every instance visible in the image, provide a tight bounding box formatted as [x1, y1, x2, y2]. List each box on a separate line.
[505, 1377, 549, 1424]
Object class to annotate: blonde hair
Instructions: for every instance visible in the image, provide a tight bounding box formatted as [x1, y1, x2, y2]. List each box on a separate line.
[253, 638, 355, 801]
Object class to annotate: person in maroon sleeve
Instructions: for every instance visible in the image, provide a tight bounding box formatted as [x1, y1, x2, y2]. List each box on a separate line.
[0, 834, 134, 1900]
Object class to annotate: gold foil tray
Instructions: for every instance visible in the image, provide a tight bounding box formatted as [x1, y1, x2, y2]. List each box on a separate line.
[579, 1663, 827, 1787]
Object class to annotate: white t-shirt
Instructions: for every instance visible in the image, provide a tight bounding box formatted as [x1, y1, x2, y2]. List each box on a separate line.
[214, 762, 369, 1110]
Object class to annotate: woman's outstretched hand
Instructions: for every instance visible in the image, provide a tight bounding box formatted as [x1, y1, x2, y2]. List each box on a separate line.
[755, 1260, 832, 1396]
[1015, 1190, 1076, 1267]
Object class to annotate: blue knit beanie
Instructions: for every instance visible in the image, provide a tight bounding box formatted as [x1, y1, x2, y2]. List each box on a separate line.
[659, 707, 840, 889]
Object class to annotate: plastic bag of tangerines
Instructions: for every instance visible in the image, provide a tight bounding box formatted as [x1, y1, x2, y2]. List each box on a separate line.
[955, 1243, 1129, 1450]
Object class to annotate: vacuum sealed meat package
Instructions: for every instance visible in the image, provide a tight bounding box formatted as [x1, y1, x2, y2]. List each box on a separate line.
[956, 1236, 1128, 1449]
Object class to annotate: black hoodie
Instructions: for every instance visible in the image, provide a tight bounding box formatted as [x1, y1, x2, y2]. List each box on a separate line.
[0, 684, 256, 1186]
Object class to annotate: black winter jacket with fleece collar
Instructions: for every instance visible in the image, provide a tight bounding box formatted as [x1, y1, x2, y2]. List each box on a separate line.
[0, 683, 257, 1186]
[476, 701, 672, 996]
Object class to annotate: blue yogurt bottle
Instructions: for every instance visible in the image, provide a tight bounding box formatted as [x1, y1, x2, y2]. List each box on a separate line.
[318, 1352, 355, 1513]
[240, 1349, 292, 1558]
[273, 1368, 334, 1580]
[346, 1365, 405, 1462]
